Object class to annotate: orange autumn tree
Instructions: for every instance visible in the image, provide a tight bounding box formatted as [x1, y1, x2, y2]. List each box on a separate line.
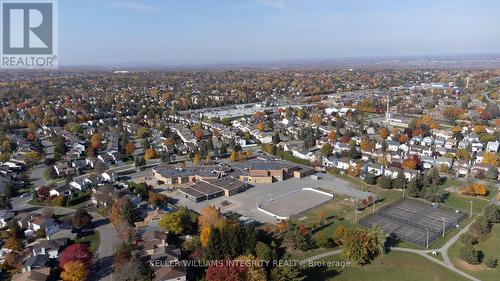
[402, 158, 417, 170]
[198, 205, 224, 228]
[398, 134, 409, 144]
[347, 165, 361, 177]
[429, 122, 440, 130]
[124, 143, 135, 155]
[458, 183, 488, 197]
[328, 131, 337, 141]
[360, 140, 374, 152]
[257, 122, 265, 132]
[472, 184, 488, 196]
[311, 113, 321, 125]
[379, 127, 389, 139]
[276, 220, 287, 233]
[90, 133, 102, 149]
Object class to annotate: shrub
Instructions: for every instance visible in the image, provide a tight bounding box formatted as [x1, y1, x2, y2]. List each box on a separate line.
[315, 234, 335, 248]
[485, 256, 498, 268]
[459, 233, 477, 245]
[459, 244, 480, 265]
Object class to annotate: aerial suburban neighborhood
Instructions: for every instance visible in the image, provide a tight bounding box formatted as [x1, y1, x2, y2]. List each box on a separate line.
[0, 1, 499, 281]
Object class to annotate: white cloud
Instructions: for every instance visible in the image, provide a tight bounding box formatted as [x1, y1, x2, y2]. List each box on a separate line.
[258, 0, 292, 9]
[108, 0, 156, 12]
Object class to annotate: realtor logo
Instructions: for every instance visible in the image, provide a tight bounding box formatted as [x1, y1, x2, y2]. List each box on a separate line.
[1, 0, 58, 68]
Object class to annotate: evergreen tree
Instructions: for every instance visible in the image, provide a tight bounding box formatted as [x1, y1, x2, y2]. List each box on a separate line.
[272, 132, 281, 144]
[377, 176, 392, 189]
[206, 228, 223, 260]
[407, 176, 421, 197]
[393, 172, 406, 190]
[364, 173, 376, 185]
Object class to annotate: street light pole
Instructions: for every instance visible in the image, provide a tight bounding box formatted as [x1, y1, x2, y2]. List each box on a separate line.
[470, 200, 473, 218]
[426, 228, 429, 250]
[354, 199, 358, 223]
[442, 217, 446, 237]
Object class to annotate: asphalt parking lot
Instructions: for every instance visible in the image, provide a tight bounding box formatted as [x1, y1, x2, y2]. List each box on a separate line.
[162, 173, 376, 224]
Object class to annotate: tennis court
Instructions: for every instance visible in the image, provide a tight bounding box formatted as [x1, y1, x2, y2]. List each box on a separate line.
[359, 199, 466, 247]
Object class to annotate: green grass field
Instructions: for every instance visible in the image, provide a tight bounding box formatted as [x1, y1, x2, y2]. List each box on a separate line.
[74, 232, 100, 253]
[448, 223, 500, 281]
[302, 251, 468, 281]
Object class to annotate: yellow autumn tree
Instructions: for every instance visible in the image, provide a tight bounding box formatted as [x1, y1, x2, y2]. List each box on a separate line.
[230, 150, 238, 162]
[193, 152, 201, 166]
[61, 261, 88, 281]
[257, 122, 265, 132]
[483, 152, 499, 166]
[473, 125, 485, 134]
[200, 225, 212, 247]
[144, 148, 157, 160]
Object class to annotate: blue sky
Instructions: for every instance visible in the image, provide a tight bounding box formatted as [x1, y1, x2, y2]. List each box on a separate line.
[59, 0, 500, 66]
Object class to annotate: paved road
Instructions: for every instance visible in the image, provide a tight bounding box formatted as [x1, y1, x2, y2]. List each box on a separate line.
[91, 213, 120, 281]
[29, 163, 47, 187]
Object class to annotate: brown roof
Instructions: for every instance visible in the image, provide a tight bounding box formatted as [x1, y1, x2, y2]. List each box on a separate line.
[142, 231, 167, 242]
[11, 267, 50, 281]
[154, 265, 186, 281]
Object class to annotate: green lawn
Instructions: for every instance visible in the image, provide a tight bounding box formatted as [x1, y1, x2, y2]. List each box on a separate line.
[448, 223, 500, 281]
[74, 232, 100, 253]
[302, 251, 468, 281]
[438, 178, 492, 213]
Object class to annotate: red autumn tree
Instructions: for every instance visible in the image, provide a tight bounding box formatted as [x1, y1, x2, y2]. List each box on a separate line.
[194, 129, 204, 140]
[206, 260, 247, 281]
[59, 243, 93, 270]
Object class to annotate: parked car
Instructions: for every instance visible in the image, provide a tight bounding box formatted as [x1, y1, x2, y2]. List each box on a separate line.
[76, 229, 95, 239]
